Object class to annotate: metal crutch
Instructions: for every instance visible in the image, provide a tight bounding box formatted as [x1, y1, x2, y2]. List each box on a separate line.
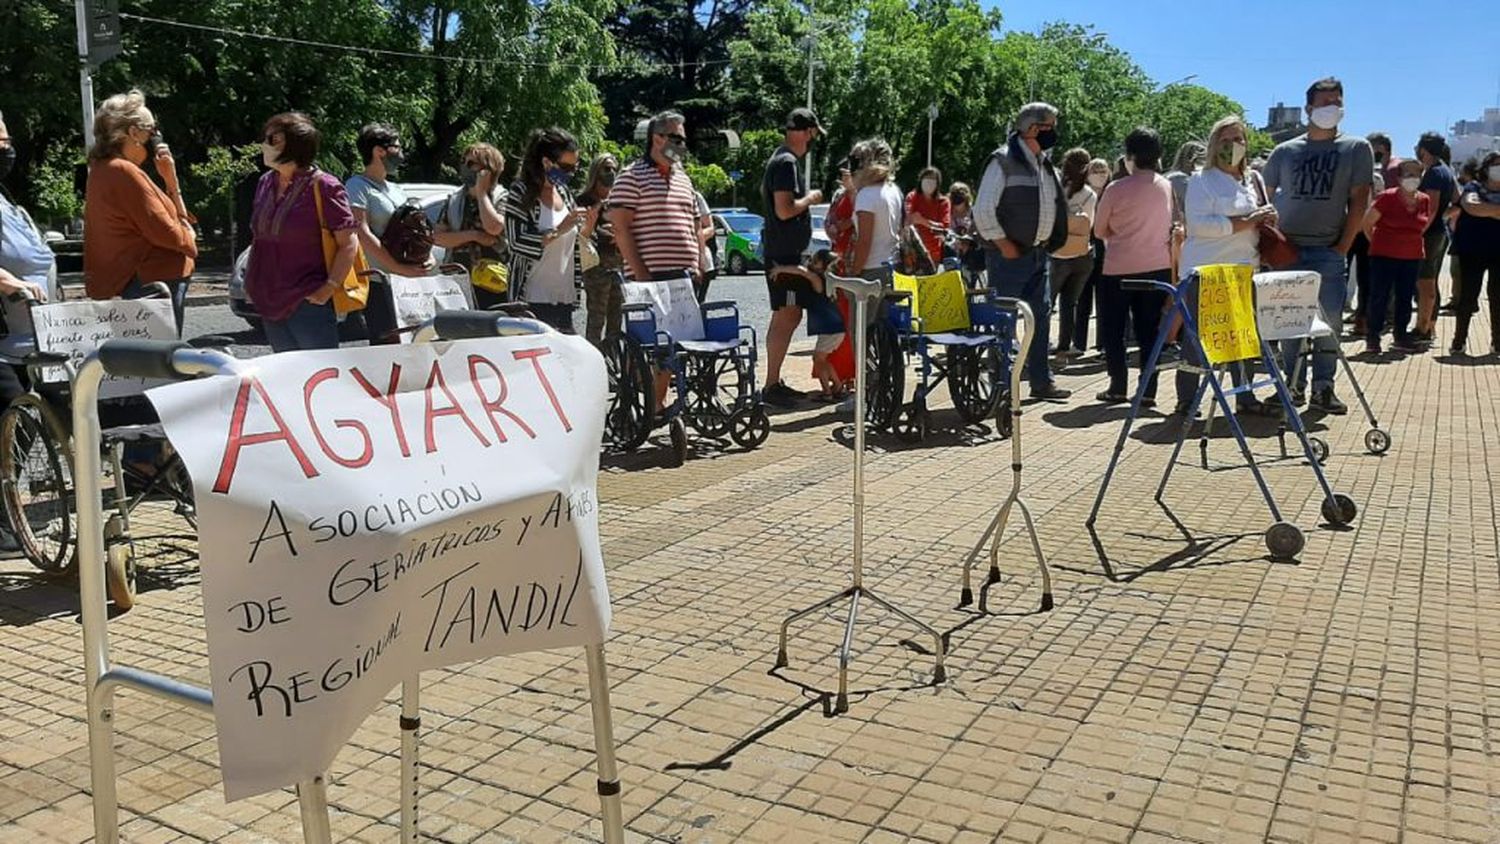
[957, 298, 1053, 613]
[774, 274, 946, 714]
[413, 311, 626, 844]
[74, 340, 335, 844]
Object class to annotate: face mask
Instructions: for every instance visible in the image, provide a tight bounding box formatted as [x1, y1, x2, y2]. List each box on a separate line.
[1217, 141, 1247, 168]
[462, 167, 480, 188]
[662, 140, 687, 164]
[0, 147, 14, 180]
[382, 148, 404, 172]
[143, 131, 163, 161]
[1087, 173, 1107, 190]
[1400, 177, 1422, 193]
[1035, 128, 1058, 151]
[1374, 151, 1386, 164]
[546, 166, 573, 188]
[1309, 105, 1344, 131]
[260, 143, 281, 168]
[921, 178, 938, 195]
[598, 169, 617, 187]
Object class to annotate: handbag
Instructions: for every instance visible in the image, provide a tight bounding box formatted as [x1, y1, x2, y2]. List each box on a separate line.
[470, 258, 509, 295]
[311, 175, 371, 315]
[1251, 172, 1299, 270]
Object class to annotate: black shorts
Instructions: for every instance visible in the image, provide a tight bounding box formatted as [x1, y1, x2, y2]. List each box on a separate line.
[765, 255, 815, 312]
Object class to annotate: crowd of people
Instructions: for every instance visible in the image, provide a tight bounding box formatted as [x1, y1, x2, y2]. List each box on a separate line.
[0, 76, 1497, 417]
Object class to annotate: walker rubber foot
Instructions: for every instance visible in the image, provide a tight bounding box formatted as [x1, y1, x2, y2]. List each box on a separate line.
[834, 692, 849, 714]
[933, 665, 947, 685]
[1040, 592, 1054, 612]
[986, 567, 1002, 586]
[773, 649, 788, 670]
[958, 587, 974, 608]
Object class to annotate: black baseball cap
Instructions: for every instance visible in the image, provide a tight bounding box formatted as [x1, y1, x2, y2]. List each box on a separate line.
[786, 108, 824, 133]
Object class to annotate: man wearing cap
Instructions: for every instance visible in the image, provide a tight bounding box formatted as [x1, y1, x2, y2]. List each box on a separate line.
[975, 102, 1071, 402]
[761, 107, 825, 407]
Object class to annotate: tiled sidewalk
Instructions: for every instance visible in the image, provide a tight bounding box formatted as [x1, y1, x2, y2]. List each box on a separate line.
[2, 305, 1498, 843]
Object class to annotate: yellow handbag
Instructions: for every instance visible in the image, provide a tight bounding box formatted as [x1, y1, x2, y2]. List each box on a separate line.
[311, 175, 371, 315]
[470, 258, 509, 295]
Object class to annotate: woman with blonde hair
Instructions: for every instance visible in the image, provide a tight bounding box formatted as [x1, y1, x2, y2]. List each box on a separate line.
[578, 153, 625, 344]
[82, 89, 197, 329]
[434, 141, 507, 307]
[1174, 113, 1280, 415]
[846, 138, 903, 281]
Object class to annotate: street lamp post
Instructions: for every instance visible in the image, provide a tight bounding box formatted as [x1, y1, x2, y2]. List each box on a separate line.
[926, 103, 938, 169]
[804, 0, 815, 110]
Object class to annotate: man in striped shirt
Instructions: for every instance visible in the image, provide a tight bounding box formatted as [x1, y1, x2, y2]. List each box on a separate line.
[609, 110, 703, 288]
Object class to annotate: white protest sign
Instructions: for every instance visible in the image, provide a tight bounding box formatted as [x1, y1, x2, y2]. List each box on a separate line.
[389, 272, 475, 343]
[32, 299, 176, 398]
[1253, 270, 1328, 341]
[147, 335, 610, 800]
[622, 277, 704, 341]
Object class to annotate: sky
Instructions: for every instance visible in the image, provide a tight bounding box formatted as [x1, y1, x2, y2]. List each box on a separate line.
[989, 0, 1500, 152]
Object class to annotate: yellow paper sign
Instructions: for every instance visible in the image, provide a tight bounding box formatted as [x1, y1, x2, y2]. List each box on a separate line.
[892, 269, 971, 334]
[1195, 263, 1260, 364]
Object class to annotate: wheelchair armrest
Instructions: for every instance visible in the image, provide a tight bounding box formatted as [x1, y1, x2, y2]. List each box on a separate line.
[187, 334, 235, 349]
[21, 350, 72, 366]
[433, 310, 550, 339]
[1121, 278, 1172, 294]
[485, 302, 537, 318]
[701, 300, 737, 312]
[622, 303, 655, 315]
[883, 290, 912, 302]
[359, 269, 391, 284]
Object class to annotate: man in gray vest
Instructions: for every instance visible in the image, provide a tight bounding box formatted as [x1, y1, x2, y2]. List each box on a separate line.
[975, 102, 1071, 402]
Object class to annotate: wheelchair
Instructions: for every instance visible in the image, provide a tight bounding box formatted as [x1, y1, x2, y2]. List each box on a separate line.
[863, 260, 1016, 442]
[0, 286, 206, 610]
[604, 272, 769, 464]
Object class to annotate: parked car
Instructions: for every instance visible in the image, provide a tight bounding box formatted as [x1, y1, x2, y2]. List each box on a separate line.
[806, 202, 831, 264]
[229, 182, 455, 329]
[707, 209, 763, 275]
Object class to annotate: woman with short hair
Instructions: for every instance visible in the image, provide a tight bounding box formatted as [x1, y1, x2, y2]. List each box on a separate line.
[244, 112, 360, 352]
[434, 142, 508, 308]
[82, 89, 197, 329]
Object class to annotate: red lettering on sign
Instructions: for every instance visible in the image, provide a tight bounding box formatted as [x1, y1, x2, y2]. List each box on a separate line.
[422, 360, 490, 453]
[303, 368, 373, 469]
[466, 355, 536, 443]
[351, 365, 411, 458]
[512, 347, 573, 433]
[213, 376, 319, 494]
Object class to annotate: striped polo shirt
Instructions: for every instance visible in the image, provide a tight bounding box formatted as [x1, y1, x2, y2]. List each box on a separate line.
[607, 158, 701, 277]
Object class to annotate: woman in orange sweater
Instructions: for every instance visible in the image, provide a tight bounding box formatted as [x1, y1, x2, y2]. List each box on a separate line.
[83, 89, 197, 330]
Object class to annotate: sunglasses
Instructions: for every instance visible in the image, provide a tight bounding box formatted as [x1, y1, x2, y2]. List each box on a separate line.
[660, 133, 687, 144]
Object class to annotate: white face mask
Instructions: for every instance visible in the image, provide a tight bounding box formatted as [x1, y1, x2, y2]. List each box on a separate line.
[921, 178, 938, 195]
[1087, 173, 1108, 190]
[261, 142, 280, 168]
[1490, 165, 1500, 182]
[1400, 177, 1421, 193]
[1309, 105, 1344, 131]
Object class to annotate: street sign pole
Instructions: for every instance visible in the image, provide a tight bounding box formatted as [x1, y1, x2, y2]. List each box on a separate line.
[74, 0, 96, 158]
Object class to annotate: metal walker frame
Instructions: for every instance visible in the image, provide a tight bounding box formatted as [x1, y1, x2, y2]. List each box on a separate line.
[408, 311, 625, 844]
[1085, 275, 1358, 563]
[774, 273, 946, 714]
[74, 340, 337, 843]
[957, 298, 1054, 613]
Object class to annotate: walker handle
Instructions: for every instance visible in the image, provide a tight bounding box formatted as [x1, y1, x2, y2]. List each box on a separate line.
[97, 339, 195, 380]
[432, 310, 551, 339]
[989, 296, 1022, 313]
[1121, 278, 1173, 294]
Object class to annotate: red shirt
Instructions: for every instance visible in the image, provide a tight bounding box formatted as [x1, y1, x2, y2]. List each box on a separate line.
[1368, 188, 1433, 261]
[903, 190, 950, 263]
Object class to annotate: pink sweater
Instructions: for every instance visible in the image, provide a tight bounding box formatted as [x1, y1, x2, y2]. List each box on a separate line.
[1093, 172, 1173, 276]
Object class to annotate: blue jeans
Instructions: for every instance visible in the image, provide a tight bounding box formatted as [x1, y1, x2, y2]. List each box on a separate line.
[264, 299, 339, 352]
[1367, 257, 1419, 345]
[1276, 246, 1347, 392]
[986, 247, 1052, 390]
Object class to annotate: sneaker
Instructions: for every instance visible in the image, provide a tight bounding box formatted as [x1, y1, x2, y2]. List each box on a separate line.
[1290, 388, 1307, 407]
[1156, 344, 1181, 367]
[1095, 390, 1128, 405]
[1439, 301, 1455, 313]
[763, 381, 802, 408]
[1392, 338, 1424, 354]
[1140, 396, 1158, 409]
[1309, 388, 1348, 415]
[1030, 384, 1072, 402]
[1364, 341, 1380, 355]
[1450, 342, 1467, 357]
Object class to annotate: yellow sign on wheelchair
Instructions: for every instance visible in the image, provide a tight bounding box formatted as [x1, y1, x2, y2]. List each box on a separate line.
[892, 269, 971, 334]
[1196, 263, 1260, 365]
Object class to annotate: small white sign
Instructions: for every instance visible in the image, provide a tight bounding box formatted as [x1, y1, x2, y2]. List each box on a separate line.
[31, 299, 176, 398]
[1252, 270, 1327, 341]
[622, 277, 704, 342]
[147, 336, 610, 800]
[389, 272, 475, 343]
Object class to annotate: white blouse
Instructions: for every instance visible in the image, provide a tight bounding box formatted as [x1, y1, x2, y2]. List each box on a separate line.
[1179, 168, 1264, 281]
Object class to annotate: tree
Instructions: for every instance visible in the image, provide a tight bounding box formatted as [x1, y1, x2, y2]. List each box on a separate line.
[1145, 83, 1249, 166]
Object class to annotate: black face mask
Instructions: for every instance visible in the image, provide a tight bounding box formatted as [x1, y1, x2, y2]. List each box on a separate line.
[1035, 128, 1058, 152]
[0, 146, 15, 180]
[143, 132, 163, 161]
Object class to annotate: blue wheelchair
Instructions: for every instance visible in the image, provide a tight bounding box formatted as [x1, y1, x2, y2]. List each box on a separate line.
[605, 274, 769, 465]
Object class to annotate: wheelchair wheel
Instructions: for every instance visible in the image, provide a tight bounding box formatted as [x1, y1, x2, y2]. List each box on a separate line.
[865, 319, 904, 431]
[683, 354, 737, 439]
[730, 406, 770, 450]
[0, 398, 74, 575]
[103, 515, 136, 611]
[894, 400, 929, 443]
[949, 344, 1003, 424]
[668, 418, 689, 467]
[602, 335, 654, 452]
[994, 391, 1014, 439]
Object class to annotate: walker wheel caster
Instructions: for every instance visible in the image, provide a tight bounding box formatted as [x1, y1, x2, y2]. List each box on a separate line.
[994, 393, 1013, 439]
[1321, 493, 1358, 526]
[958, 587, 974, 608]
[1265, 522, 1305, 560]
[1309, 436, 1330, 465]
[668, 418, 688, 467]
[105, 544, 137, 611]
[1364, 428, 1391, 455]
[1040, 592, 1054, 612]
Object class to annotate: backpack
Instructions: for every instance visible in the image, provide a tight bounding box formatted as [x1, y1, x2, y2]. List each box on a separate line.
[380, 202, 434, 267]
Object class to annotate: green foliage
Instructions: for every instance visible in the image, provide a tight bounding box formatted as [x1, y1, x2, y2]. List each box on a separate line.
[1145, 84, 1249, 167]
[683, 161, 732, 202]
[184, 143, 261, 232]
[29, 147, 83, 228]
